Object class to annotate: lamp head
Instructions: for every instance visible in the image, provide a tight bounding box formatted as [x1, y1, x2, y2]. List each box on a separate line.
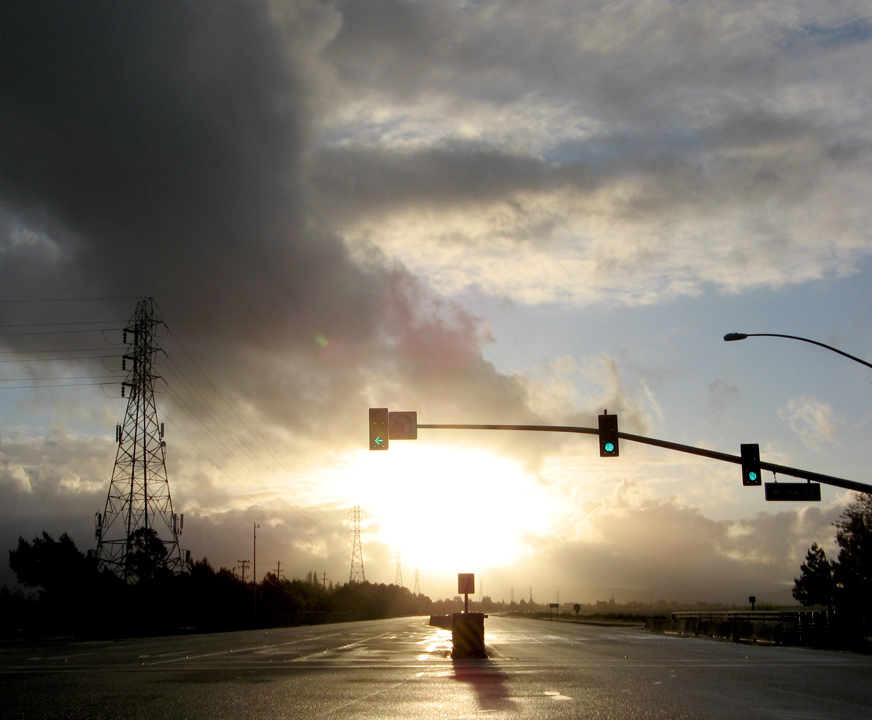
[723, 332, 748, 341]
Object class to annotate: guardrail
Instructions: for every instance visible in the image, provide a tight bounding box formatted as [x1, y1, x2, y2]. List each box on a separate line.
[647, 610, 832, 646]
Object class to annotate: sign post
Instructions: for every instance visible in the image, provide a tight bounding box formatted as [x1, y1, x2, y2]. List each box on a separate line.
[458, 573, 474, 613]
[453, 573, 485, 658]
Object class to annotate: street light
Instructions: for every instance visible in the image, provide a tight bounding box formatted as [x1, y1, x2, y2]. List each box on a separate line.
[723, 332, 872, 370]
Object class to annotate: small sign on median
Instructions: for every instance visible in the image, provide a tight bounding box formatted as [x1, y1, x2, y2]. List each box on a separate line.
[458, 573, 475, 595]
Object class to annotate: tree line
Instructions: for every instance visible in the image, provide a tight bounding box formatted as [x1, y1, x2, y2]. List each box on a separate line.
[793, 493, 872, 639]
[2, 528, 433, 637]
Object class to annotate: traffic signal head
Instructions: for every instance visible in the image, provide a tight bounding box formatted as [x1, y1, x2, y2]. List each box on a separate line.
[741, 443, 762, 486]
[369, 408, 389, 450]
[598, 412, 619, 457]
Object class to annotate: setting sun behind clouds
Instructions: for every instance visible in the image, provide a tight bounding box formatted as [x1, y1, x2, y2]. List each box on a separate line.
[335, 443, 556, 578]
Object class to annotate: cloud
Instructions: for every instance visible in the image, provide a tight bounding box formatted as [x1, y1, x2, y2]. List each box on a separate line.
[0, 1, 549, 457]
[705, 377, 740, 421]
[306, 0, 872, 305]
[1, 1, 868, 601]
[777, 395, 842, 449]
[494, 479, 846, 604]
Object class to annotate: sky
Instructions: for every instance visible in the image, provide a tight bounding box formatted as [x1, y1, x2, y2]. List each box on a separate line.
[1, 0, 871, 606]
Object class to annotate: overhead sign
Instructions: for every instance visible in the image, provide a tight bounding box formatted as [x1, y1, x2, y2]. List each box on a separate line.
[389, 411, 417, 440]
[458, 573, 475, 595]
[765, 483, 821, 501]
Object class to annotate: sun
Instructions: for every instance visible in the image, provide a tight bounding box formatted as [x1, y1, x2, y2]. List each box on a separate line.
[335, 443, 556, 578]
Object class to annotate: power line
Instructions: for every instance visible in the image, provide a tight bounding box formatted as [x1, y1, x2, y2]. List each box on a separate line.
[0, 320, 126, 328]
[0, 327, 124, 337]
[0, 375, 122, 382]
[0, 300, 350, 538]
[0, 354, 123, 363]
[0, 347, 121, 355]
[0, 297, 143, 303]
[0, 381, 119, 391]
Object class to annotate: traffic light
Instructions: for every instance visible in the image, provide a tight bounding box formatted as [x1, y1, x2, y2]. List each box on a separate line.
[598, 412, 619, 457]
[369, 408, 389, 450]
[741, 443, 762, 486]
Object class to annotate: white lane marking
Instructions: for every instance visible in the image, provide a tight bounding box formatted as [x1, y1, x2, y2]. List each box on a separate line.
[544, 690, 573, 701]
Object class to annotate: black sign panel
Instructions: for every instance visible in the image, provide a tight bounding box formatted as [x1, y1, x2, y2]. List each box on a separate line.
[765, 483, 821, 501]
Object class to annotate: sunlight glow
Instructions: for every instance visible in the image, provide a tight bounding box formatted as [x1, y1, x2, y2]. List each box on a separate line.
[330, 445, 556, 576]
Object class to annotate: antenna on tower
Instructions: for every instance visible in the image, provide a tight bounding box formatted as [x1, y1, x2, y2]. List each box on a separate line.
[95, 298, 183, 581]
[348, 506, 365, 583]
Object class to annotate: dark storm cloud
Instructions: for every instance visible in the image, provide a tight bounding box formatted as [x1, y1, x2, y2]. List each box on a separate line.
[0, 1, 560, 457]
[0, 1, 310, 325]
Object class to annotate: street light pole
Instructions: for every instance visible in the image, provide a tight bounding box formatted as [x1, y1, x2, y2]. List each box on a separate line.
[724, 332, 872, 370]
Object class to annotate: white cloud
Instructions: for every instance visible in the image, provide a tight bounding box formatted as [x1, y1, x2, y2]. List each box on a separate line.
[306, 0, 872, 307]
[777, 395, 841, 449]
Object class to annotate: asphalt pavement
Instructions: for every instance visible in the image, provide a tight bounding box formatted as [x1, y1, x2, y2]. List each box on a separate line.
[2, 615, 871, 719]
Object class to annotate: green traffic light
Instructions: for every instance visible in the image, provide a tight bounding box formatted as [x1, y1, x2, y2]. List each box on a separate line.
[369, 408, 389, 450]
[748, 471, 758, 483]
[604, 442, 615, 453]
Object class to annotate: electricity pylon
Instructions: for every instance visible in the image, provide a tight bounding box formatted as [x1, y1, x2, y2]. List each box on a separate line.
[394, 549, 403, 587]
[95, 298, 183, 580]
[348, 506, 365, 583]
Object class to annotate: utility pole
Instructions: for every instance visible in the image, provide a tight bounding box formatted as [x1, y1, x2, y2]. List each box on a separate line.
[276, 560, 282, 580]
[253, 523, 259, 585]
[349, 506, 365, 582]
[238, 559, 250, 582]
[95, 297, 183, 580]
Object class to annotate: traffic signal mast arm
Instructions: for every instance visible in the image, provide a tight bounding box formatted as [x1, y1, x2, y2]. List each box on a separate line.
[415, 423, 872, 495]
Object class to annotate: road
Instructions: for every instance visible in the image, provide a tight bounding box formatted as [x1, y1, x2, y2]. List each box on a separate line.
[2, 615, 871, 719]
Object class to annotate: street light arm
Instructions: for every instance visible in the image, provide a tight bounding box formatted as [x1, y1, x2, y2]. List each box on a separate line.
[724, 332, 872, 370]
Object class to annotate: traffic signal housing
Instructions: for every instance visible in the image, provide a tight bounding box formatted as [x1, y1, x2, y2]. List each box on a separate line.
[369, 408, 389, 450]
[741, 443, 762, 486]
[598, 412, 619, 457]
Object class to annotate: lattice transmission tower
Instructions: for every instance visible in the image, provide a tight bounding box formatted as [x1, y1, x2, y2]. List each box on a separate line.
[348, 506, 365, 583]
[95, 298, 184, 580]
[394, 549, 403, 587]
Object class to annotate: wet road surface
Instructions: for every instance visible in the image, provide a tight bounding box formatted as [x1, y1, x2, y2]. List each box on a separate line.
[2, 614, 871, 719]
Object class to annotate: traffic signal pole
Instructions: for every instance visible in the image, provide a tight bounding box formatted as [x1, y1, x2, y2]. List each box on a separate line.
[415, 422, 872, 495]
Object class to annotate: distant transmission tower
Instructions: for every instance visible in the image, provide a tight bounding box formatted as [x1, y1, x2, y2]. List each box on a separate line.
[348, 506, 365, 582]
[413, 569, 421, 595]
[95, 298, 183, 580]
[394, 549, 403, 587]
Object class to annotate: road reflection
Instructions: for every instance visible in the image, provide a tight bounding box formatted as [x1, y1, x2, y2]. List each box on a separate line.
[452, 658, 518, 713]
